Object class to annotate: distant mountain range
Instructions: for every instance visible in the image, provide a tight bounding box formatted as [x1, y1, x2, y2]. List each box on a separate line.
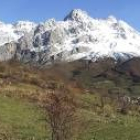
[0, 9, 140, 65]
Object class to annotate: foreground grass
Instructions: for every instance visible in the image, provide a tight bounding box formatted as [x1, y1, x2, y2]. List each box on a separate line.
[1, 92, 140, 140]
[0, 95, 48, 140]
[76, 93, 140, 140]
[78, 109, 140, 140]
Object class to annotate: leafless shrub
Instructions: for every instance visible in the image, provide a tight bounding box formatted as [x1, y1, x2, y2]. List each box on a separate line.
[41, 85, 77, 140]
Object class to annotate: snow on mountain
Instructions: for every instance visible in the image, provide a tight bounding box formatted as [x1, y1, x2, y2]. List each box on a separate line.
[0, 9, 140, 64]
[0, 21, 36, 46]
[13, 21, 37, 32]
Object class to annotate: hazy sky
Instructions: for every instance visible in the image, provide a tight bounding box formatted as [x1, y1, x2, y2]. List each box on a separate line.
[0, 0, 139, 30]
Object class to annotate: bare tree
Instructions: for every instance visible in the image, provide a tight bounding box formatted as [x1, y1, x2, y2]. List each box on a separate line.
[41, 85, 76, 140]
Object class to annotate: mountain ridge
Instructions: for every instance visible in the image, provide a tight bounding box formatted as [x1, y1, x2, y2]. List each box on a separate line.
[0, 9, 140, 64]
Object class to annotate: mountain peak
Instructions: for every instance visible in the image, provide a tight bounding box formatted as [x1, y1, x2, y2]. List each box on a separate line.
[64, 9, 91, 22]
[107, 15, 117, 23]
[0, 10, 140, 64]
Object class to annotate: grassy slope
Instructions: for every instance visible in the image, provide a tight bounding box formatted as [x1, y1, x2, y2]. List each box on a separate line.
[1, 93, 140, 140]
[0, 95, 48, 140]
[0, 61, 140, 139]
[77, 93, 140, 140]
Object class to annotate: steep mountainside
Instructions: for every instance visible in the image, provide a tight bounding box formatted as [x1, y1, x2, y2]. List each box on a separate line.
[0, 9, 140, 64]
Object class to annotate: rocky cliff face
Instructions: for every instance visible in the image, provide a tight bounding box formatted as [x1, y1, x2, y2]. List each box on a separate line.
[0, 9, 140, 65]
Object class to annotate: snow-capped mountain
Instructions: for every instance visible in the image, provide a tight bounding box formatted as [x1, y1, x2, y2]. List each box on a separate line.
[0, 9, 140, 64]
[0, 21, 36, 46]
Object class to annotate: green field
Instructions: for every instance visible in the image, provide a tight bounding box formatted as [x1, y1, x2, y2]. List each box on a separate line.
[76, 94, 140, 140]
[0, 95, 49, 140]
[0, 93, 140, 140]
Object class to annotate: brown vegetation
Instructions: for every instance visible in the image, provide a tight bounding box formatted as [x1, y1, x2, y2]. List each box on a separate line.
[40, 85, 77, 140]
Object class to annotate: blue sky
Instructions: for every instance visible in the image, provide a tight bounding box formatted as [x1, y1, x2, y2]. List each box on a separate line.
[0, 0, 139, 30]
